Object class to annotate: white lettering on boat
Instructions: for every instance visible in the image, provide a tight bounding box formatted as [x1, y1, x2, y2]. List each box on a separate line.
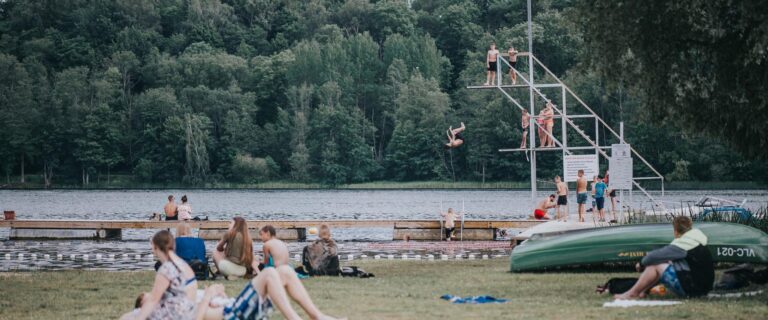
[716, 247, 755, 257]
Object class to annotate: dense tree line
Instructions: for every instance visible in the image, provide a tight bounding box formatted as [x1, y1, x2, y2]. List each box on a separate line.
[0, 0, 765, 187]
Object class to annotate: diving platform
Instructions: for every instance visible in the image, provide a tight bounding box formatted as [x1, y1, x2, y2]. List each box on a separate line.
[466, 83, 563, 89]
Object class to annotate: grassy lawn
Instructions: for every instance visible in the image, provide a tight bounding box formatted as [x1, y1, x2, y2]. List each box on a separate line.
[0, 260, 765, 319]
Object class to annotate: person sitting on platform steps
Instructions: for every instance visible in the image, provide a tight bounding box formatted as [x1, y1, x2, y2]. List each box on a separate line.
[614, 216, 714, 299]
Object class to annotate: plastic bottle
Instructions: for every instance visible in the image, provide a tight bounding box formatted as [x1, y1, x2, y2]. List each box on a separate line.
[649, 284, 667, 296]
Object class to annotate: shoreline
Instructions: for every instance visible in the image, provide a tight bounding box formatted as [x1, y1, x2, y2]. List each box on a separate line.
[1, 180, 765, 191]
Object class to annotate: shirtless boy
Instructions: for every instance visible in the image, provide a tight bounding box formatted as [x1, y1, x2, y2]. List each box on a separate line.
[520, 109, 530, 149]
[531, 194, 556, 220]
[576, 170, 588, 222]
[484, 42, 500, 86]
[260, 225, 342, 320]
[508, 45, 518, 84]
[441, 208, 458, 241]
[555, 176, 568, 221]
[163, 195, 177, 221]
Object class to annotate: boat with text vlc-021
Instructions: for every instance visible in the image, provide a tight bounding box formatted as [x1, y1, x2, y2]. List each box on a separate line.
[509, 222, 768, 272]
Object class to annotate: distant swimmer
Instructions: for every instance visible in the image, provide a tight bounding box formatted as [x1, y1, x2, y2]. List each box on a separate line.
[508, 45, 519, 84]
[445, 122, 466, 149]
[484, 42, 500, 86]
[576, 170, 588, 222]
[531, 194, 557, 220]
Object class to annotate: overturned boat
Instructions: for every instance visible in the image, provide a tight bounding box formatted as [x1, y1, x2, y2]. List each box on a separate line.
[510, 222, 768, 272]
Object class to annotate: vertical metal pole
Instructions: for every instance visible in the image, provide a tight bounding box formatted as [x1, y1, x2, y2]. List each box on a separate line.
[460, 200, 465, 241]
[619, 122, 624, 223]
[527, 0, 536, 202]
[561, 87, 568, 220]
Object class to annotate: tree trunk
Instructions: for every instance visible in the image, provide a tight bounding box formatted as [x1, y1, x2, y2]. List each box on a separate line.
[82, 167, 86, 186]
[20, 154, 25, 183]
[107, 166, 110, 185]
[482, 162, 486, 186]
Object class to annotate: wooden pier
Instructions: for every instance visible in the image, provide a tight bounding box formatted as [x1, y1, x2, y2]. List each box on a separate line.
[0, 219, 544, 241]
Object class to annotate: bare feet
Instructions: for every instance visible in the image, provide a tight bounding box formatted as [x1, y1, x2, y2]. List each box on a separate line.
[483, 82, 489, 86]
[613, 292, 640, 300]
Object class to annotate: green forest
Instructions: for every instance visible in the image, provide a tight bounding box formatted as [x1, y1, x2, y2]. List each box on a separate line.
[1, 0, 766, 188]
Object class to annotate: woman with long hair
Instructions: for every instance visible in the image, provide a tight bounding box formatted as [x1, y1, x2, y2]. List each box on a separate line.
[213, 217, 254, 279]
[120, 230, 197, 320]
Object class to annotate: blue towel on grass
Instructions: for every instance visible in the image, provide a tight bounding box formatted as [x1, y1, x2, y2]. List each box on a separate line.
[441, 295, 508, 304]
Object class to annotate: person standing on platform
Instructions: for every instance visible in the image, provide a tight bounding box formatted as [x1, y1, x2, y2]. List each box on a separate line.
[484, 42, 500, 86]
[605, 170, 618, 221]
[177, 195, 193, 221]
[543, 101, 555, 147]
[508, 45, 519, 84]
[576, 170, 588, 222]
[593, 176, 608, 222]
[520, 109, 530, 149]
[441, 208, 458, 241]
[555, 175, 569, 221]
[164, 195, 178, 221]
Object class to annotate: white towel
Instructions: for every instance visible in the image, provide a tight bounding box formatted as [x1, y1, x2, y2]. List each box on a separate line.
[603, 300, 682, 308]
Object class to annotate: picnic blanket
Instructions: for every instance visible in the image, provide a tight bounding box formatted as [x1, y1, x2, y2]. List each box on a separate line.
[603, 300, 682, 308]
[441, 295, 508, 304]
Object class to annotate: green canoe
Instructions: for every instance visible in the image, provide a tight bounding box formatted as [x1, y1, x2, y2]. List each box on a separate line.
[510, 222, 768, 272]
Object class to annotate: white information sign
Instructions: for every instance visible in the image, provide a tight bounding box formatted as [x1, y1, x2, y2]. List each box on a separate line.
[564, 155, 599, 182]
[609, 143, 633, 189]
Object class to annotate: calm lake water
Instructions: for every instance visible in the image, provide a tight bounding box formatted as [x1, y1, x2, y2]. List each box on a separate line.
[1, 189, 766, 271]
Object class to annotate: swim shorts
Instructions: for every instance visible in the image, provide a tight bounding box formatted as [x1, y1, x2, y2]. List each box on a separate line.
[659, 265, 687, 297]
[488, 61, 497, 71]
[165, 215, 178, 221]
[557, 195, 568, 205]
[577, 192, 588, 204]
[533, 209, 547, 219]
[510, 61, 517, 68]
[224, 281, 273, 320]
[609, 190, 617, 198]
[595, 197, 605, 210]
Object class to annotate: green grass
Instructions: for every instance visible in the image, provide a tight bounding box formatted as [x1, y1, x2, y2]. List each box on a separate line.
[1, 260, 765, 319]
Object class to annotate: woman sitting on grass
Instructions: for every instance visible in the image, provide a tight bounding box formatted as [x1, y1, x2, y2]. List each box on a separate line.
[213, 217, 254, 279]
[120, 230, 197, 320]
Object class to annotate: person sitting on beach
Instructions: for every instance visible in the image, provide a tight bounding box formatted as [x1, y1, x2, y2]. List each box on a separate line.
[120, 230, 197, 320]
[298, 224, 340, 276]
[614, 216, 714, 300]
[164, 195, 178, 221]
[259, 225, 342, 320]
[531, 195, 556, 220]
[213, 217, 254, 279]
[441, 208, 458, 241]
[177, 195, 192, 221]
[445, 122, 466, 149]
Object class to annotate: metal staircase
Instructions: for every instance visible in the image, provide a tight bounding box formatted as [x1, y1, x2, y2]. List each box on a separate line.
[467, 53, 666, 212]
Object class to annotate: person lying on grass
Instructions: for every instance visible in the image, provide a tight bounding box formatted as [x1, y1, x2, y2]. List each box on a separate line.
[195, 266, 344, 320]
[614, 216, 714, 300]
[259, 225, 344, 320]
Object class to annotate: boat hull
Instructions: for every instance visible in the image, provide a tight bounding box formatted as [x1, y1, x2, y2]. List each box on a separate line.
[510, 223, 768, 272]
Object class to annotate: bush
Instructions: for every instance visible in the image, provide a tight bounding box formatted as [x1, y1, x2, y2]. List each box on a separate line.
[133, 159, 154, 182]
[231, 154, 275, 183]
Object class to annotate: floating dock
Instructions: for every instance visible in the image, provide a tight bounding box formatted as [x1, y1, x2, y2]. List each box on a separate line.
[0, 219, 544, 241]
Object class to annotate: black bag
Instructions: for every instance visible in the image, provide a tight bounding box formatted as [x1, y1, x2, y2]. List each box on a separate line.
[340, 266, 374, 278]
[596, 278, 638, 294]
[188, 259, 210, 280]
[715, 264, 761, 290]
